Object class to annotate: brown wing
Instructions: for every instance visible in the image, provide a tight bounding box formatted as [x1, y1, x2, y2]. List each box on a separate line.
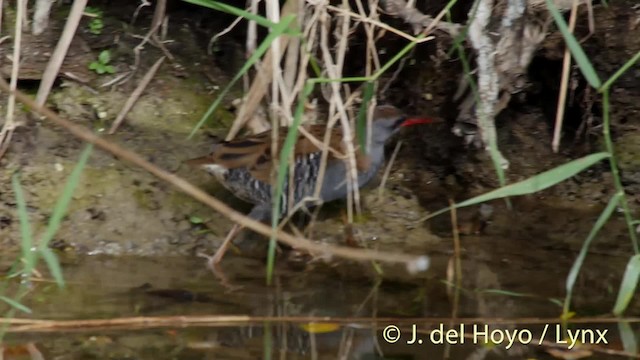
[188, 125, 370, 183]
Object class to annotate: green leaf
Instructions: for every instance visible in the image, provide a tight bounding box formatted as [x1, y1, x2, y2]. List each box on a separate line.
[85, 6, 103, 16]
[612, 254, 640, 316]
[40, 247, 64, 287]
[457, 152, 610, 207]
[89, 62, 99, 70]
[266, 81, 314, 283]
[480, 289, 532, 297]
[545, 0, 601, 88]
[96, 66, 106, 75]
[601, 50, 640, 91]
[564, 192, 621, 316]
[104, 65, 116, 74]
[39, 145, 93, 250]
[11, 174, 36, 269]
[189, 14, 297, 138]
[98, 50, 111, 65]
[618, 322, 638, 355]
[189, 215, 204, 224]
[421, 152, 610, 221]
[0, 295, 32, 314]
[356, 82, 375, 153]
[181, 0, 300, 36]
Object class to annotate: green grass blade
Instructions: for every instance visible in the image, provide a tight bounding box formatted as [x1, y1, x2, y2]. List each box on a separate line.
[456, 152, 610, 207]
[479, 289, 532, 297]
[356, 82, 375, 153]
[545, 0, 601, 88]
[0, 295, 31, 314]
[612, 254, 640, 316]
[563, 192, 621, 315]
[188, 15, 297, 138]
[600, 50, 640, 91]
[263, 321, 273, 360]
[618, 322, 638, 355]
[11, 174, 35, 269]
[266, 81, 314, 283]
[40, 144, 93, 248]
[40, 247, 64, 287]
[181, 0, 299, 35]
[422, 152, 609, 221]
[372, 40, 419, 80]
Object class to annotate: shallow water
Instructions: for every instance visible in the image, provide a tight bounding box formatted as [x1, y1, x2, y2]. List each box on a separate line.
[2, 0, 640, 358]
[2, 219, 638, 360]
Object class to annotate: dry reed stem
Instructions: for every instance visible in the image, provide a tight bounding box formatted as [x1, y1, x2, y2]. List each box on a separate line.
[2, 317, 636, 358]
[384, 0, 460, 36]
[0, 0, 23, 159]
[4, 315, 640, 331]
[150, 0, 166, 33]
[130, 0, 151, 26]
[0, 79, 428, 272]
[447, 198, 462, 327]
[119, 16, 166, 86]
[283, 3, 301, 92]
[108, 56, 165, 134]
[336, 2, 364, 217]
[34, 0, 88, 107]
[32, 0, 55, 35]
[326, 5, 434, 43]
[208, 14, 244, 55]
[19, 0, 28, 31]
[149, 0, 174, 61]
[318, 6, 361, 223]
[0, 0, 4, 37]
[227, 0, 298, 140]
[551, 0, 579, 153]
[377, 140, 402, 201]
[246, 0, 259, 61]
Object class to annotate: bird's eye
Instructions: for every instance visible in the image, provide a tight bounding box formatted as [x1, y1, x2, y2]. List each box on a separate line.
[393, 117, 407, 127]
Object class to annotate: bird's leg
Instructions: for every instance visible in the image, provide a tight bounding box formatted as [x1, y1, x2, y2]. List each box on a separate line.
[201, 204, 271, 268]
[197, 225, 241, 268]
[208, 223, 243, 266]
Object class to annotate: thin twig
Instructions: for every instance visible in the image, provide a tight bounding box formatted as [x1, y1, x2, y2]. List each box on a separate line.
[0, 0, 24, 159]
[551, 0, 579, 153]
[208, 14, 244, 55]
[448, 198, 462, 301]
[149, 0, 174, 62]
[326, 5, 435, 43]
[377, 141, 402, 201]
[130, 0, 151, 26]
[34, 0, 88, 107]
[0, 0, 4, 37]
[109, 56, 166, 134]
[0, 79, 430, 272]
[118, 15, 166, 86]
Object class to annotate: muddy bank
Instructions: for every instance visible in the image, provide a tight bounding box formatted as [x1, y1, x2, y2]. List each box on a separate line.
[0, 1, 638, 266]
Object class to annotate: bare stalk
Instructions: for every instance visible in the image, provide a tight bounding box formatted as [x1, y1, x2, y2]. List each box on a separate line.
[35, 0, 88, 107]
[0, 0, 24, 158]
[32, 0, 55, 35]
[109, 56, 166, 134]
[551, 0, 579, 153]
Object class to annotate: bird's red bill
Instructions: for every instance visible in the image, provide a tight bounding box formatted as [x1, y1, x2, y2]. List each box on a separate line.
[400, 117, 439, 127]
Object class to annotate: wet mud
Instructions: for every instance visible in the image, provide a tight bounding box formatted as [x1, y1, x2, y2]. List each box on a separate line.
[1, 0, 640, 359]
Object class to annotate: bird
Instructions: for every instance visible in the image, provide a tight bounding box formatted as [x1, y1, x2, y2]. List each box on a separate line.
[186, 105, 435, 265]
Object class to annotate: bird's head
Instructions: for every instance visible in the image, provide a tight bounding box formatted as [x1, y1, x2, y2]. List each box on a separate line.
[370, 105, 437, 144]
